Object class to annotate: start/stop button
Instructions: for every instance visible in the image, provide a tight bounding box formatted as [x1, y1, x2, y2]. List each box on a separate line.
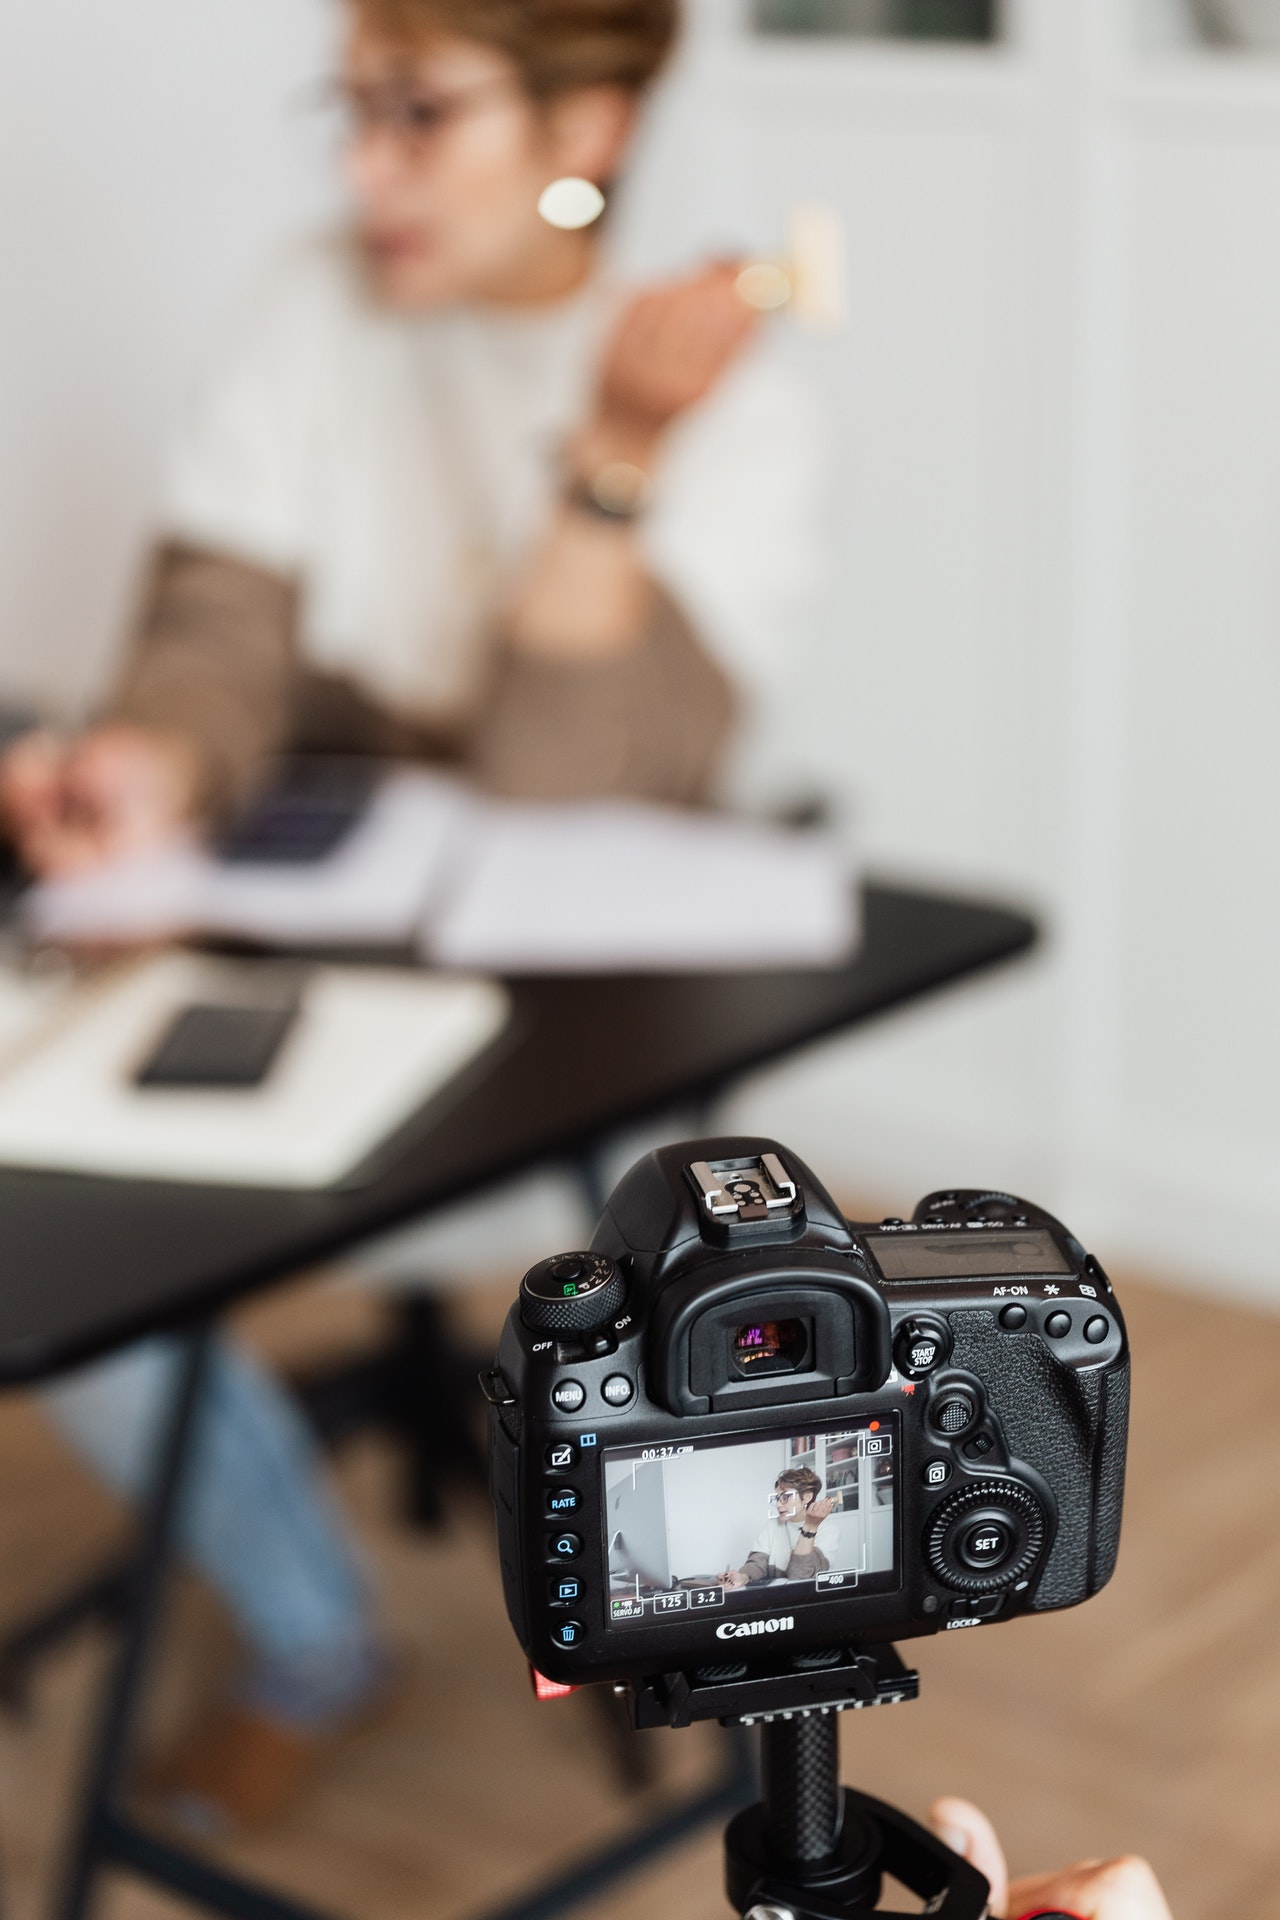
[894, 1314, 952, 1380]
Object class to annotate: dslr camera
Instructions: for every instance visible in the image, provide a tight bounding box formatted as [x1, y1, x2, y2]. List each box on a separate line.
[485, 1136, 1128, 1702]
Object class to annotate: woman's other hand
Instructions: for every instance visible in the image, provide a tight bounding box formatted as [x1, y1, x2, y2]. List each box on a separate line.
[584, 260, 760, 463]
[512, 261, 761, 665]
[721, 1567, 750, 1589]
[929, 1798, 1174, 1920]
[0, 724, 201, 878]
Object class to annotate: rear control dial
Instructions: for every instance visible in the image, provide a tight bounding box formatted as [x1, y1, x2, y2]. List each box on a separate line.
[520, 1253, 625, 1332]
[925, 1480, 1046, 1593]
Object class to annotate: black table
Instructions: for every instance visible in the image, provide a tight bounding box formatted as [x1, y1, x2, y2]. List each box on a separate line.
[0, 880, 1035, 1920]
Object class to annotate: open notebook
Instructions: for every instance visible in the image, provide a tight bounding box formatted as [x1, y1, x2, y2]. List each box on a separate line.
[0, 953, 509, 1188]
[23, 771, 859, 973]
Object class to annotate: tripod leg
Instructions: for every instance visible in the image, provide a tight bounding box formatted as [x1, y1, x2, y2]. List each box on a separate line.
[761, 1713, 843, 1865]
[725, 1716, 882, 1918]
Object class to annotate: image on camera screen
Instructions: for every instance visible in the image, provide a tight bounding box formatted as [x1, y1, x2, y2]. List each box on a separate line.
[602, 1416, 899, 1629]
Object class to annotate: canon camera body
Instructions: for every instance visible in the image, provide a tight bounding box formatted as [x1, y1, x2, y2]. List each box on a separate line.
[484, 1137, 1129, 1688]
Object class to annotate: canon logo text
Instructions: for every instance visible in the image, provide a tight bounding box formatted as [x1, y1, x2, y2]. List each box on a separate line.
[714, 1616, 795, 1641]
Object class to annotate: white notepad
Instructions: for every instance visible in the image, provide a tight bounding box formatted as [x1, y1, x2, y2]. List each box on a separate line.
[23, 773, 859, 973]
[0, 954, 509, 1188]
[429, 799, 859, 973]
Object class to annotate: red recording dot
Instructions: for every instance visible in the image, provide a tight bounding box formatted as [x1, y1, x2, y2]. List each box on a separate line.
[869, 1421, 880, 1432]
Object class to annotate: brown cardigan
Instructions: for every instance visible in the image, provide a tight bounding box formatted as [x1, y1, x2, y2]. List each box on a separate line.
[109, 541, 738, 819]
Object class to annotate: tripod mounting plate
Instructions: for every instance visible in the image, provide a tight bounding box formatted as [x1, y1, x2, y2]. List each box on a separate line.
[627, 1643, 919, 1730]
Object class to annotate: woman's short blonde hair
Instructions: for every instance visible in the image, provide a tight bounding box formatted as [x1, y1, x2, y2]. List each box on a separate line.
[355, 0, 679, 97]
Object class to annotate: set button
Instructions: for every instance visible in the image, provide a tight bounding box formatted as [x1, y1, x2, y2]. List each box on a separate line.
[958, 1518, 1014, 1570]
[549, 1531, 582, 1561]
[546, 1487, 580, 1516]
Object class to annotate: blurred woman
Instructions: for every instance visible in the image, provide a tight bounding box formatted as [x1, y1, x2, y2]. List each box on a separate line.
[2, 1, 816, 868]
[21, 0, 820, 1832]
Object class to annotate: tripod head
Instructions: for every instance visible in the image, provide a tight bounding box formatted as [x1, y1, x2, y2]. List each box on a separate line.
[622, 1645, 991, 1919]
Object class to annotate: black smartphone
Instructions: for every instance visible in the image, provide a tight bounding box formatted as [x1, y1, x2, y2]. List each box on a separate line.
[134, 1001, 299, 1089]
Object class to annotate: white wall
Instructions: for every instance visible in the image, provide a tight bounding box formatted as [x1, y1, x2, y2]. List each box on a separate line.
[2, 1, 1278, 1299]
[0, 0, 338, 715]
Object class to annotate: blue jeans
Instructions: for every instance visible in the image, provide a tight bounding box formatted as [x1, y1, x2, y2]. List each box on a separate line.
[41, 1335, 378, 1718]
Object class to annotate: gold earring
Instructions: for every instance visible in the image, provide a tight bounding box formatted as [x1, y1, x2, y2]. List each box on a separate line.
[537, 177, 606, 231]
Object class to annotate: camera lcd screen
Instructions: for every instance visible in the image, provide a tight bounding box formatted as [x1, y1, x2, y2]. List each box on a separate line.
[865, 1229, 1070, 1281]
[602, 1416, 898, 1631]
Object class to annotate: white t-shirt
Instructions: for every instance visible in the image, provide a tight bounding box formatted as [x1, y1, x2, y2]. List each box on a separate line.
[159, 235, 824, 764]
[747, 1517, 823, 1577]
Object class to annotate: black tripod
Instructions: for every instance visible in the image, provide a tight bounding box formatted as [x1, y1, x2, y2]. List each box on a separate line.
[628, 1644, 992, 1920]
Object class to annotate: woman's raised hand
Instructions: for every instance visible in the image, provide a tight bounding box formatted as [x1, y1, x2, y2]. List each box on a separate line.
[0, 724, 201, 878]
[590, 261, 760, 455]
[929, 1798, 1174, 1920]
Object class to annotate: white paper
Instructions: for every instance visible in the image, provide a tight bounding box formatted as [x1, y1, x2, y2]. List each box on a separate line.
[427, 800, 858, 973]
[0, 954, 509, 1188]
[23, 773, 859, 974]
[24, 768, 470, 950]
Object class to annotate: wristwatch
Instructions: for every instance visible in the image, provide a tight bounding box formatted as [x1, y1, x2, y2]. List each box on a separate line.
[799, 1526, 819, 1539]
[565, 458, 652, 524]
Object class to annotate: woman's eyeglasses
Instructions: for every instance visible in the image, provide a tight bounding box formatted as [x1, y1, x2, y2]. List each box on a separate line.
[312, 75, 518, 155]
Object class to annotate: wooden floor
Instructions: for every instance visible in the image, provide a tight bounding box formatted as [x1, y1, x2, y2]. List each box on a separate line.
[0, 1260, 1276, 1920]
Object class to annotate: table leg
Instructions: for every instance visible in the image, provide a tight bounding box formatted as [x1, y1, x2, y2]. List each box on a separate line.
[51, 1324, 346, 1920]
[49, 1304, 749, 1920]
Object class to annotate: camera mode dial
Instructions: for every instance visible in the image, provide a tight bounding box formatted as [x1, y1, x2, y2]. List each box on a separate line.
[520, 1253, 625, 1332]
[925, 1480, 1047, 1594]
